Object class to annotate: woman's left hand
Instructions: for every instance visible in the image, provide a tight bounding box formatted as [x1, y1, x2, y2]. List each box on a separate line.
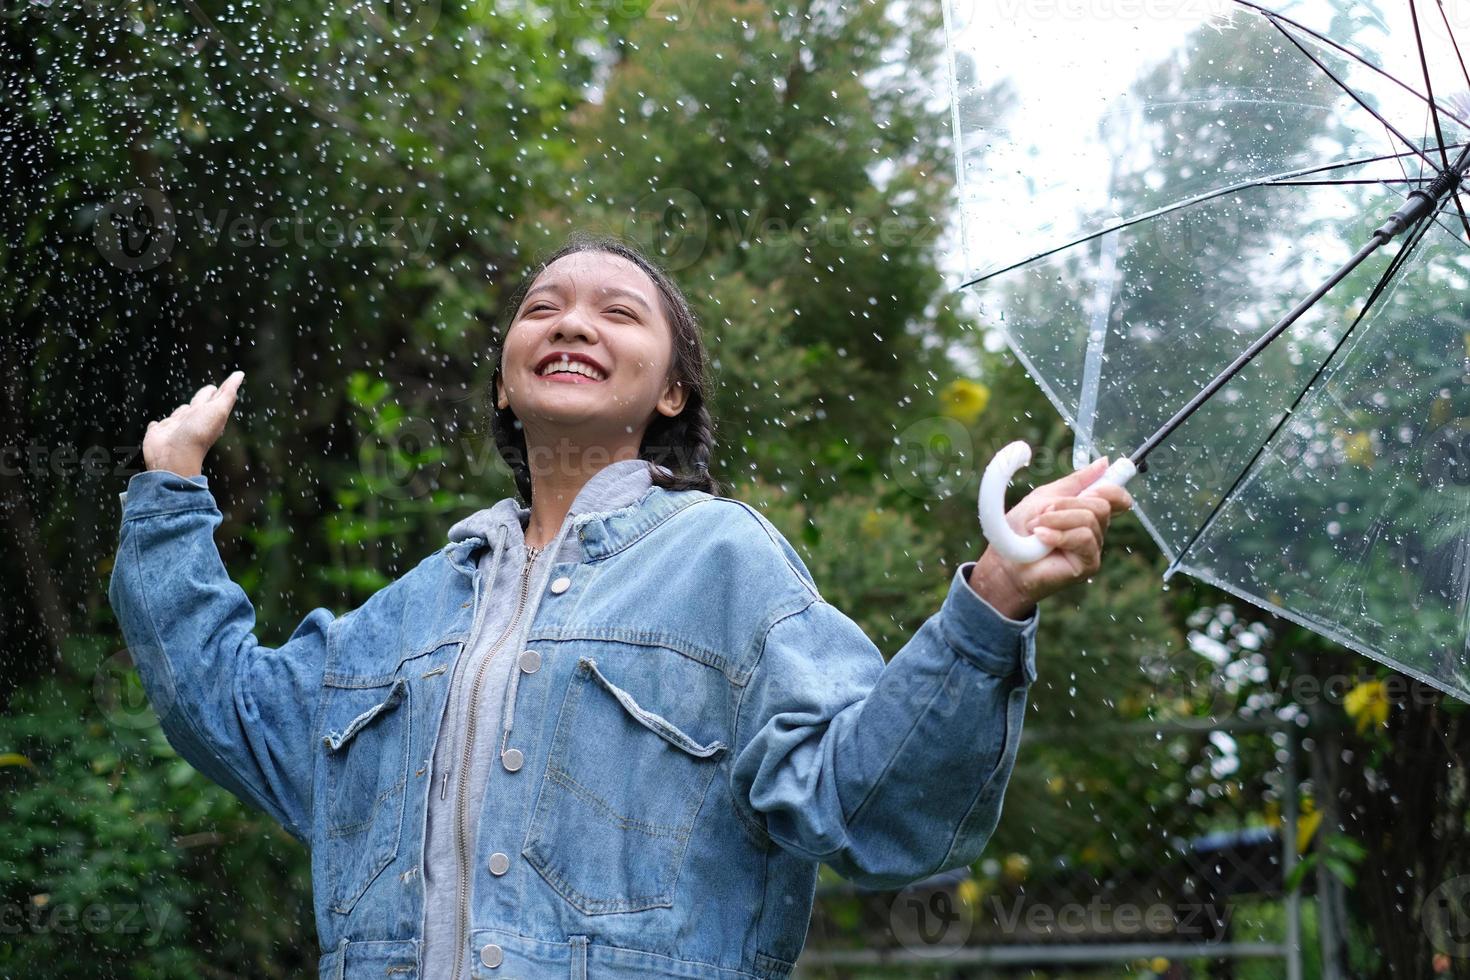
[967, 456, 1133, 619]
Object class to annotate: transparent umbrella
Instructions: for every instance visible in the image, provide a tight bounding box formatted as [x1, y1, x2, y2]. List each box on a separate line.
[943, 0, 1470, 700]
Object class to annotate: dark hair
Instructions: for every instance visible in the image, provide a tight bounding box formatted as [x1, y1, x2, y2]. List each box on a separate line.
[485, 231, 721, 505]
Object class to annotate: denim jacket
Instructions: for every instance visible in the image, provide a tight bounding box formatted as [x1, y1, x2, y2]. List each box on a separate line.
[107, 467, 1039, 979]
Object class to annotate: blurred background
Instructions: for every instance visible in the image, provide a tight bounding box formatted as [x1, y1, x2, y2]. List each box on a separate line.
[2, 0, 1467, 976]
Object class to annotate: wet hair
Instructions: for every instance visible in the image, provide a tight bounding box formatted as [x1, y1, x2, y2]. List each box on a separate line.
[486, 231, 722, 505]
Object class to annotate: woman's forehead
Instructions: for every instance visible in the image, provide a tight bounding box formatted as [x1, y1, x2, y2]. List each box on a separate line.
[533, 251, 655, 298]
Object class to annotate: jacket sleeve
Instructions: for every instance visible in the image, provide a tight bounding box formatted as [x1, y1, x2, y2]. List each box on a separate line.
[107, 469, 331, 844]
[729, 560, 1038, 889]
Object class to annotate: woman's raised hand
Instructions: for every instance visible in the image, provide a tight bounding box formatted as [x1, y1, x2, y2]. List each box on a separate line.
[142, 371, 245, 479]
[968, 456, 1133, 619]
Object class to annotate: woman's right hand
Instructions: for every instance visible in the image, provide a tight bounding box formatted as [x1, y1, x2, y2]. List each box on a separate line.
[142, 370, 245, 478]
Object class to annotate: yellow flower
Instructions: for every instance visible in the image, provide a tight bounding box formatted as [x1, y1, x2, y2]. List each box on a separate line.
[939, 379, 991, 426]
[1297, 806, 1323, 854]
[1001, 853, 1030, 883]
[1046, 774, 1066, 795]
[956, 878, 981, 907]
[1333, 428, 1374, 468]
[1344, 679, 1391, 734]
[1262, 798, 1322, 853]
[1150, 958, 1170, 974]
[860, 509, 883, 539]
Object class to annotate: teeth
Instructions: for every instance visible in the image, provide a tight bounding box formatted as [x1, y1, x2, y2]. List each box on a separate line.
[538, 358, 605, 381]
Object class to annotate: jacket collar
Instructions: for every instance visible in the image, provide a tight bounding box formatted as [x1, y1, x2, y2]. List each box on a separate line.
[442, 460, 709, 574]
[573, 482, 711, 561]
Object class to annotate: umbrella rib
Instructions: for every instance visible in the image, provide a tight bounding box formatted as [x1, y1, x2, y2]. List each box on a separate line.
[1161, 203, 1442, 581]
[1435, 0, 1470, 92]
[1267, 178, 1429, 186]
[1432, 209, 1470, 247]
[959, 145, 1466, 288]
[1265, 16, 1440, 173]
[1448, 190, 1470, 246]
[1408, 0, 1453, 175]
[1232, 0, 1470, 132]
[1411, 0, 1470, 246]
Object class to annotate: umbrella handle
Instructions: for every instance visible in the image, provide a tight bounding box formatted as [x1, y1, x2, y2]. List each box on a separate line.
[978, 440, 1138, 564]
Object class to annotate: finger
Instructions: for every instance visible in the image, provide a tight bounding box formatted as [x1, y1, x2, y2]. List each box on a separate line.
[1047, 495, 1112, 518]
[1040, 456, 1110, 498]
[215, 370, 245, 400]
[1030, 508, 1103, 536]
[1034, 527, 1099, 576]
[1037, 496, 1112, 529]
[190, 385, 216, 406]
[1035, 525, 1102, 560]
[1085, 484, 1133, 514]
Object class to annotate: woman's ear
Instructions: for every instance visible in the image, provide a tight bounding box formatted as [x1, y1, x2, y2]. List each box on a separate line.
[656, 379, 689, 418]
[495, 372, 510, 411]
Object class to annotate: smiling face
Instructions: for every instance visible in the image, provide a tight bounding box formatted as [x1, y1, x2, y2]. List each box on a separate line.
[495, 250, 688, 455]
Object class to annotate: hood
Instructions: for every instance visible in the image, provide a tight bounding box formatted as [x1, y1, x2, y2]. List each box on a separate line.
[446, 458, 672, 551]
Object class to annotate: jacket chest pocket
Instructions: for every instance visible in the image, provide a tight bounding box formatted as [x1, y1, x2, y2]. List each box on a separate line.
[522, 652, 729, 915]
[318, 676, 411, 916]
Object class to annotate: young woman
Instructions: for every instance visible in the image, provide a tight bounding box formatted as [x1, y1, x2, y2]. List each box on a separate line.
[109, 232, 1131, 980]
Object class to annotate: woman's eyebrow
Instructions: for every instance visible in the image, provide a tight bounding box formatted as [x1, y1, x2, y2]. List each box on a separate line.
[523, 281, 653, 315]
[597, 286, 653, 315]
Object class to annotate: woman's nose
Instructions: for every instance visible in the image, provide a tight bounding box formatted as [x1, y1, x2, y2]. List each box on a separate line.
[550, 307, 598, 343]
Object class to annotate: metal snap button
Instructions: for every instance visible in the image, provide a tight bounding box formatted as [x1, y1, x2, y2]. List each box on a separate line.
[480, 943, 503, 968]
[501, 748, 523, 772]
[488, 852, 510, 876]
[518, 649, 541, 673]
[550, 575, 571, 594]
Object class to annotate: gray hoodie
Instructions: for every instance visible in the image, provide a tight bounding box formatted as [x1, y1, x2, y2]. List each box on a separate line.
[422, 457, 668, 980]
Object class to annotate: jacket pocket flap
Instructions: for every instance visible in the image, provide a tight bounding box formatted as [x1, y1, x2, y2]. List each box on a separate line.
[322, 678, 408, 752]
[579, 657, 727, 759]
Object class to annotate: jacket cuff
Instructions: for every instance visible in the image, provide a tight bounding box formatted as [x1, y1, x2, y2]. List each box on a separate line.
[941, 561, 1039, 683]
[118, 469, 212, 518]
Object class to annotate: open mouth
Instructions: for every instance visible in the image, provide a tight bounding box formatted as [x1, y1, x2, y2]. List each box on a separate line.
[535, 357, 607, 383]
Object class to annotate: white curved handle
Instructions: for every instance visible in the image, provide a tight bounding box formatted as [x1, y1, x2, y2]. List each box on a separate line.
[978, 440, 1137, 565]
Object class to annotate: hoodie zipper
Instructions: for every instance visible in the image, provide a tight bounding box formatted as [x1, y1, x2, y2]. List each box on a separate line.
[448, 541, 543, 980]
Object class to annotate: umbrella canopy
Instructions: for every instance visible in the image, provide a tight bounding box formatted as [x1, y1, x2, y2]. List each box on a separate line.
[944, 0, 1470, 700]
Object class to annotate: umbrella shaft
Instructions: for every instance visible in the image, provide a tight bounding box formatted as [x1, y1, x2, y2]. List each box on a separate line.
[1129, 158, 1467, 471]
